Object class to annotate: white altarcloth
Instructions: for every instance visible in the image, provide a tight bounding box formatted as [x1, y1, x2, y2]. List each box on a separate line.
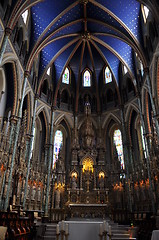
[59, 220, 107, 240]
[151, 230, 159, 240]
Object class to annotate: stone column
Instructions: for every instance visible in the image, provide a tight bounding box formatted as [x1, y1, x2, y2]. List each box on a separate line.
[137, 94, 155, 214]
[120, 105, 132, 212]
[44, 144, 49, 166]
[23, 95, 38, 209]
[121, 106, 134, 175]
[44, 108, 55, 217]
[80, 167, 83, 190]
[4, 71, 29, 210]
[0, 28, 12, 65]
[145, 68, 159, 142]
[0, 170, 6, 209]
[8, 116, 18, 153]
[93, 169, 96, 190]
[120, 106, 130, 177]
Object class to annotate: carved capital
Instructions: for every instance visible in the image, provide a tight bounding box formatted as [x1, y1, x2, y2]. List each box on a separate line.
[5, 27, 12, 36]
[24, 70, 30, 78]
[144, 67, 149, 75]
[51, 106, 57, 112]
[10, 115, 19, 124]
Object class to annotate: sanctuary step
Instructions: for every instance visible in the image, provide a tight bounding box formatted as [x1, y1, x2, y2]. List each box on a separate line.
[42, 224, 57, 240]
[57, 219, 137, 240]
[111, 224, 137, 240]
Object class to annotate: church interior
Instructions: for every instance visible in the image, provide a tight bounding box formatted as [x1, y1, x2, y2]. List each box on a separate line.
[0, 0, 159, 239]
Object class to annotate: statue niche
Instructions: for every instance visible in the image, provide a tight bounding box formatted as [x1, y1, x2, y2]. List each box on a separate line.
[82, 157, 94, 193]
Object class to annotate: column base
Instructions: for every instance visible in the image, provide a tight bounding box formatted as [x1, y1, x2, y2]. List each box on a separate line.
[42, 215, 49, 223]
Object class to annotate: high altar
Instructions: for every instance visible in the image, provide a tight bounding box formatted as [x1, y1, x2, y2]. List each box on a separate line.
[52, 99, 118, 220]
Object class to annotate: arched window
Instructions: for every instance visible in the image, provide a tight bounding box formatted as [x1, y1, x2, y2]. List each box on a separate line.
[22, 10, 28, 24]
[53, 130, 63, 168]
[31, 127, 36, 158]
[62, 67, 69, 84]
[105, 66, 112, 84]
[123, 66, 128, 75]
[113, 129, 124, 169]
[83, 70, 91, 87]
[142, 5, 149, 23]
[47, 67, 51, 76]
[140, 125, 147, 158]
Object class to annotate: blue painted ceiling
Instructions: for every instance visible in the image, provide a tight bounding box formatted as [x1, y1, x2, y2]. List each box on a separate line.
[30, 0, 144, 86]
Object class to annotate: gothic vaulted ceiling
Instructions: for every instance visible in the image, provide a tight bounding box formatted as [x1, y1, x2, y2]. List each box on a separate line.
[26, 0, 147, 89]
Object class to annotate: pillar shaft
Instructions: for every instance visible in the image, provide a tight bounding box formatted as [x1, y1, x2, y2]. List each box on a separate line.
[146, 72, 159, 142]
[120, 107, 130, 177]
[44, 145, 49, 166]
[120, 107, 132, 212]
[23, 97, 38, 209]
[0, 170, 6, 209]
[4, 74, 28, 210]
[44, 110, 55, 216]
[137, 96, 156, 214]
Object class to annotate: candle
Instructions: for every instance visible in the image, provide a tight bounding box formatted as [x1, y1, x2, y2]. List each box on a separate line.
[65, 223, 69, 235]
[103, 220, 106, 232]
[61, 220, 65, 231]
[56, 224, 60, 234]
[109, 225, 111, 235]
[99, 224, 103, 235]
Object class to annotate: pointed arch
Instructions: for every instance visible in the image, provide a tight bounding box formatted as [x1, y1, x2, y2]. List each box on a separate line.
[125, 103, 139, 123]
[36, 105, 50, 143]
[54, 114, 72, 138]
[102, 112, 121, 130]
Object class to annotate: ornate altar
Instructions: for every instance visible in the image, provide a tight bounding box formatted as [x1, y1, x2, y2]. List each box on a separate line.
[65, 99, 110, 218]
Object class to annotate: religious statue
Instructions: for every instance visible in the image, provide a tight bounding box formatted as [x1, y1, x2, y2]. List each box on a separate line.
[37, 186, 41, 202]
[72, 176, 77, 190]
[27, 183, 30, 199]
[99, 175, 104, 190]
[31, 184, 36, 201]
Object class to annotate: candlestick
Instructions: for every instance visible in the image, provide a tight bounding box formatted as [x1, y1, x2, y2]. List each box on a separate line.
[108, 225, 111, 235]
[108, 225, 112, 240]
[103, 221, 106, 232]
[99, 223, 103, 235]
[56, 224, 60, 234]
[65, 223, 69, 235]
[61, 220, 65, 231]
[106, 222, 109, 232]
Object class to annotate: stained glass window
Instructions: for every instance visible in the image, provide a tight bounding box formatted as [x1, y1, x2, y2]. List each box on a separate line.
[53, 130, 63, 168]
[47, 67, 51, 75]
[105, 66, 112, 84]
[22, 10, 28, 24]
[113, 129, 124, 169]
[123, 66, 128, 74]
[143, 6, 149, 19]
[83, 70, 91, 87]
[62, 67, 69, 84]
[140, 125, 147, 158]
[142, 5, 149, 23]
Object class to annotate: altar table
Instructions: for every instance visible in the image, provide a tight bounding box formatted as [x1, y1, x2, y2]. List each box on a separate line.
[151, 230, 159, 240]
[60, 220, 103, 240]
